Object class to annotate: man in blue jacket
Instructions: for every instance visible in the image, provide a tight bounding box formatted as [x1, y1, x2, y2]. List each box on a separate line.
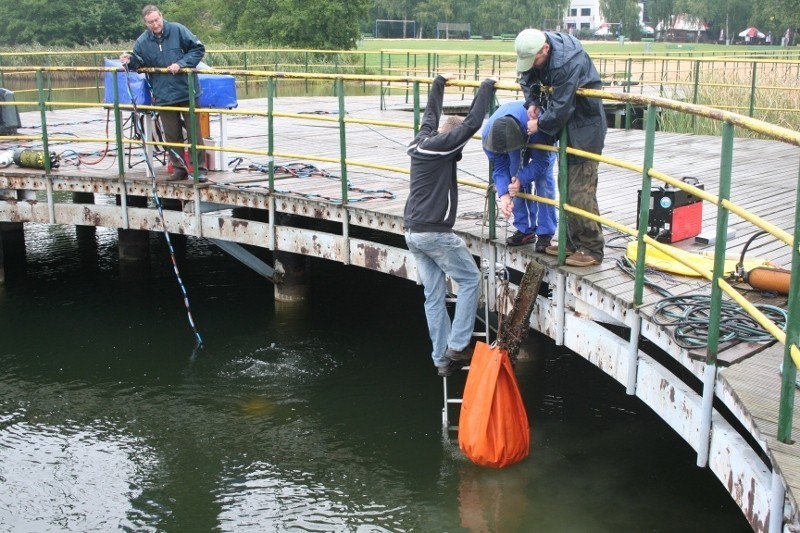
[482, 101, 556, 251]
[404, 73, 497, 377]
[515, 28, 607, 267]
[120, 5, 206, 181]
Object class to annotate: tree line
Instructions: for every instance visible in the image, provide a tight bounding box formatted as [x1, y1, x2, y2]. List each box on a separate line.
[0, 0, 797, 49]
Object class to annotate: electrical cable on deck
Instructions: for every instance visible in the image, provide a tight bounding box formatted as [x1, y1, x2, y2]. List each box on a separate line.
[221, 158, 395, 203]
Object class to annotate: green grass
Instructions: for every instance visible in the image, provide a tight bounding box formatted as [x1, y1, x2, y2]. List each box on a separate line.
[356, 37, 797, 57]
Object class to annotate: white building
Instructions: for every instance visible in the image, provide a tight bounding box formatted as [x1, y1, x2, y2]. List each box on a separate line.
[563, 0, 603, 33]
[562, 0, 648, 33]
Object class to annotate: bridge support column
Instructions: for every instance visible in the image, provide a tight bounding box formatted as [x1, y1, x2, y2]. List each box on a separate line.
[117, 195, 150, 281]
[0, 221, 26, 282]
[274, 251, 309, 302]
[73, 192, 96, 242]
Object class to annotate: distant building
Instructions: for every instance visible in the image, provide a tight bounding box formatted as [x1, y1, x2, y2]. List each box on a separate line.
[562, 0, 650, 35]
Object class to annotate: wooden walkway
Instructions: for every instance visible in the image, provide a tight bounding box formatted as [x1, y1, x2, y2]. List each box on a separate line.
[2, 94, 800, 529]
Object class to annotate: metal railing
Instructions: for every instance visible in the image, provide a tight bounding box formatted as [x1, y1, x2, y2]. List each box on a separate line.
[2, 48, 800, 131]
[0, 65, 798, 446]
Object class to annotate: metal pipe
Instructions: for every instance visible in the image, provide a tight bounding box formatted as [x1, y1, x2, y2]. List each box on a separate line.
[777, 161, 800, 442]
[555, 272, 565, 346]
[697, 122, 735, 467]
[634, 104, 657, 307]
[625, 317, 641, 395]
[769, 469, 786, 532]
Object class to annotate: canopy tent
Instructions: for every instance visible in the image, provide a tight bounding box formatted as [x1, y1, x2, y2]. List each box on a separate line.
[739, 27, 765, 39]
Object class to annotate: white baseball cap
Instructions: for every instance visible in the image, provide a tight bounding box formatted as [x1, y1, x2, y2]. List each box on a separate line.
[515, 29, 546, 72]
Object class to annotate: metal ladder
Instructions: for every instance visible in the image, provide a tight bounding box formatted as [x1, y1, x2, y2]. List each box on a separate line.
[442, 261, 496, 432]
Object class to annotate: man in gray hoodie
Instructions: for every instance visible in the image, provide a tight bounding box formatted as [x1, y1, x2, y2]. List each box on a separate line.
[404, 73, 497, 377]
[515, 28, 607, 267]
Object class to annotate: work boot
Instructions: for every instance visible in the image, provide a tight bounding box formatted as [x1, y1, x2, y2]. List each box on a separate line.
[545, 245, 573, 257]
[437, 359, 466, 377]
[564, 251, 601, 267]
[506, 231, 536, 247]
[445, 345, 473, 362]
[167, 167, 189, 181]
[534, 234, 553, 253]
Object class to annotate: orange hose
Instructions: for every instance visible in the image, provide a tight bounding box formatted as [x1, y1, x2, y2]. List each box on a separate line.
[745, 266, 791, 294]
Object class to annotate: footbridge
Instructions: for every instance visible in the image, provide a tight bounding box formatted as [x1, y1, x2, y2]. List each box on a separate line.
[1, 68, 800, 532]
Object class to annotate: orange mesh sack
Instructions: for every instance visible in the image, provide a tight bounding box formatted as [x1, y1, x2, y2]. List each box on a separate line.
[458, 341, 530, 468]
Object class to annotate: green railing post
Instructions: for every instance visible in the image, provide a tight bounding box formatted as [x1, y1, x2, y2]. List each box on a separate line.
[336, 78, 348, 204]
[94, 53, 102, 103]
[555, 128, 569, 264]
[634, 104, 658, 306]
[305, 52, 310, 92]
[487, 98, 498, 241]
[35, 71, 52, 174]
[111, 72, 125, 177]
[706, 121, 736, 364]
[187, 73, 200, 181]
[405, 52, 411, 103]
[243, 52, 249, 96]
[267, 77, 275, 192]
[777, 161, 800, 443]
[691, 60, 701, 130]
[749, 61, 758, 118]
[413, 81, 420, 134]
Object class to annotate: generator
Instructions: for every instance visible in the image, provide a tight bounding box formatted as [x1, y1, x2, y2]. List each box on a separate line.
[637, 176, 703, 243]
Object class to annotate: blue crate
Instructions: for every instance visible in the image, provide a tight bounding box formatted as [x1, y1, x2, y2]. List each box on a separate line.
[104, 59, 238, 109]
[104, 58, 151, 105]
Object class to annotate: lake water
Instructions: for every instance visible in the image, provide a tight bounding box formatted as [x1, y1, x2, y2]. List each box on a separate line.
[0, 222, 753, 531]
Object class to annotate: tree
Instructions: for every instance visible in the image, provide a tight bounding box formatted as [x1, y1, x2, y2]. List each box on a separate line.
[648, 0, 675, 34]
[600, 0, 642, 38]
[0, 0, 141, 46]
[266, 0, 370, 49]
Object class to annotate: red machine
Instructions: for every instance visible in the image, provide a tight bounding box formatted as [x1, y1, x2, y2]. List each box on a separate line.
[638, 177, 704, 243]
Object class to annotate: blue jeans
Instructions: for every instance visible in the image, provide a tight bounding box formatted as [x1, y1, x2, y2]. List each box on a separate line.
[405, 231, 481, 368]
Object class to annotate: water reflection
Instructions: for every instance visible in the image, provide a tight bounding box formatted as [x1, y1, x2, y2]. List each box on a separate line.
[0, 226, 753, 531]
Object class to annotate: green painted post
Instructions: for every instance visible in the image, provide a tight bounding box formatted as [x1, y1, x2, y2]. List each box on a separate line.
[405, 52, 411, 104]
[243, 52, 249, 96]
[362, 53, 367, 92]
[337, 78, 349, 204]
[691, 60, 700, 130]
[749, 61, 758, 118]
[111, 74, 125, 177]
[705, 122, 736, 364]
[267, 77, 275, 193]
[94, 54, 101, 102]
[777, 161, 800, 443]
[487, 98, 498, 241]
[305, 53, 309, 92]
[556, 129, 569, 264]
[634, 105, 657, 306]
[413, 81, 420, 134]
[35, 71, 51, 174]
[187, 73, 200, 181]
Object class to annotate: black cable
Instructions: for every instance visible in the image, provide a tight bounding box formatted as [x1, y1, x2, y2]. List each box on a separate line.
[122, 62, 203, 349]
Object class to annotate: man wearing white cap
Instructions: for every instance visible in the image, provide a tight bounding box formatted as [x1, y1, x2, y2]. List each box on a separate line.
[514, 28, 607, 267]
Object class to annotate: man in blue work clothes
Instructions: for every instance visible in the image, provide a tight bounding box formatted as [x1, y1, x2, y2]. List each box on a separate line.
[404, 73, 498, 377]
[515, 28, 607, 267]
[120, 5, 207, 182]
[482, 101, 556, 251]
